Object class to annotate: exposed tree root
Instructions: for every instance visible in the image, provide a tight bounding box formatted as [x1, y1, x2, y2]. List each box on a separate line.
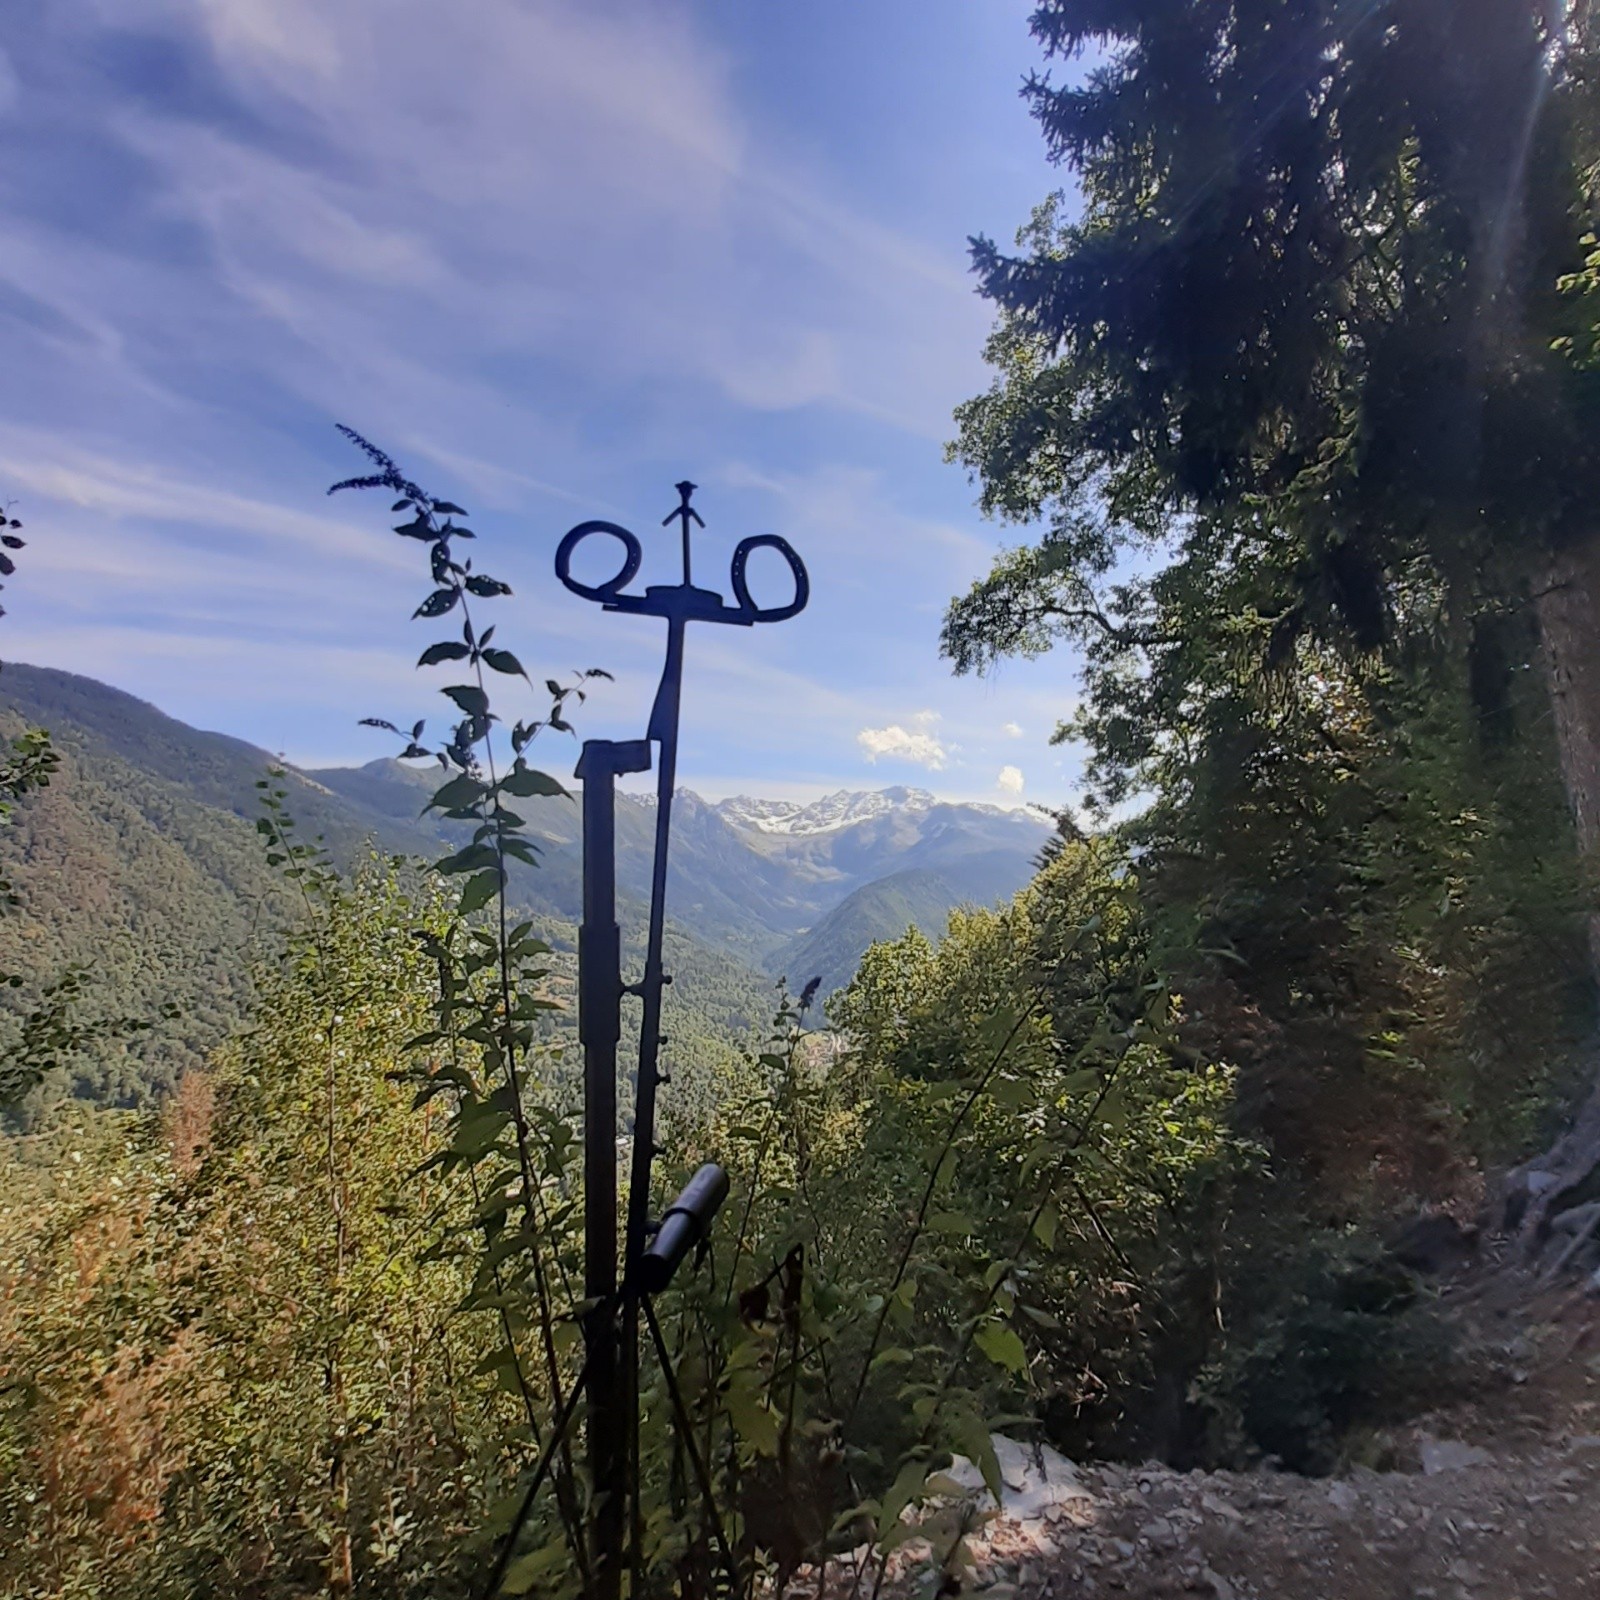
[1501, 1060, 1600, 1263]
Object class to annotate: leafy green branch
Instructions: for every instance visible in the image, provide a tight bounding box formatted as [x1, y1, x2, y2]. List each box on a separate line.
[330, 427, 608, 1589]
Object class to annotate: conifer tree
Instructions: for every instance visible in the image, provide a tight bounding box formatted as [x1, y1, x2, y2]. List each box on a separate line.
[948, 0, 1600, 1222]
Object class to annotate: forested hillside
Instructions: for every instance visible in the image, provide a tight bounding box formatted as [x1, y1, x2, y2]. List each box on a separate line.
[775, 866, 971, 999]
[0, 663, 773, 1106]
[0, 662, 1039, 1106]
[0, 668, 366, 1100]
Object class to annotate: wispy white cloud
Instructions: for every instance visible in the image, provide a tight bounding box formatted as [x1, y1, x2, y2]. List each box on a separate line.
[0, 436, 407, 571]
[80, 0, 981, 440]
[1002, 720, 1023, 737]
[0, 45, 19, 118]
[2, 0, 1071, 794]
[997, 764, 1024, 794]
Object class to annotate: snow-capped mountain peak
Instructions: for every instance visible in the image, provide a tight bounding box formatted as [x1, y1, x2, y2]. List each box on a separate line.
[714, 787, 937, 836]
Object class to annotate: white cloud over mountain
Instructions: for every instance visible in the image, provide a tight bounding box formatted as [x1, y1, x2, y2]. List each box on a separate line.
[856, 723, 949, 770]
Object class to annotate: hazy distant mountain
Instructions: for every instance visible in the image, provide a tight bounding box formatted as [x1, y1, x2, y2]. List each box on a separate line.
[715, 786, 949, 836]
[773, 867, 967, 999]
[0, 665, 1049, 1097]
[310, 763, 1048, 993]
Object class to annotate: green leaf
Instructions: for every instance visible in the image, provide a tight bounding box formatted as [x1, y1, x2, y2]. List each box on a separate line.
[982, 1258, 1014, 1291]
[1097, 1093, 1129, 1132]
[426, 773, 486, 813]
[877, 1455, 930, 1539]
[1032, 1204, 1058, 1251]
[974, 1320, 1028, 1376]
[869, 1346, 915, 1372]
[1057, 1068, 1103, 1096]
[724, 1384, 780, 1457]
[413, 588, 458, 618]
[500, 764, 567, 799]
[457, 870, 501, 915]
[829, 1502, 873, 1538]
[417, 641, 471, 666]
[449, 1106, 511, 1158]
[482, 647, 526, 677]
[988, 1076, 1035, 1109]
[443, 684, 489, 718]
[435, 842, 498, 877]
[951, 1411, 1002, 1506]
[500, 1543, 565, 1594]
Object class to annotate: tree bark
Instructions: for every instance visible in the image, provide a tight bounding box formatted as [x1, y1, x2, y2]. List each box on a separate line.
[1509, 537, 1600, 1247]
[1535, 534, 1600, 969]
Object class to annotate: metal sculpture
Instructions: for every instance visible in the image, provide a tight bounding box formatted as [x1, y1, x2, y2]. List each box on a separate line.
[555, 482, 809, 1597]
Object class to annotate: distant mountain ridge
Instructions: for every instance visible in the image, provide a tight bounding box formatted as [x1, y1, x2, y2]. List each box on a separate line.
[0, 666, 1049, 1093]
[715, 786, 968, 836]
[309, 760, 1048, 983]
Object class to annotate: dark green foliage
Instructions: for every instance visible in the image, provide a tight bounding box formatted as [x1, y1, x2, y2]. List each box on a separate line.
[1191, 1226, 1453, 1475]
[945, 0, 1600, 1200]
[820, 844, 1245, 1482]
[0, 712, 156, 1112]
[961, 1, 1596, 566]
[0, 869, 497, 1597]
[0, 663, 455, 1098]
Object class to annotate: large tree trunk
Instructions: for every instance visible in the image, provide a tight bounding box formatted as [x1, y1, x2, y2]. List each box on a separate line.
[1535, 536, 1600, 958]
[1508, 538, 1600, 1253]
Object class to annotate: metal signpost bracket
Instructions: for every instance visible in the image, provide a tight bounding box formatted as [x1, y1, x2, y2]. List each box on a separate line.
[555, 483, 809, 1598]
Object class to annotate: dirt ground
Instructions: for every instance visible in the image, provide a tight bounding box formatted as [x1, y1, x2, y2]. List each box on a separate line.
[805, 1266, 1600, 1599]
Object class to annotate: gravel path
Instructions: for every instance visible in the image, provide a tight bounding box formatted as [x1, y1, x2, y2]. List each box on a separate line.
[801, 1270, 1600, 1600]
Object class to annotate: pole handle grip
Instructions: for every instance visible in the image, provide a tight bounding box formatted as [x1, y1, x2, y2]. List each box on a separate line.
[638, 1163, 730, 1294]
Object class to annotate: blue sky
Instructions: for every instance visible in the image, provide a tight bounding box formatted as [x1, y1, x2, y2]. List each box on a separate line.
[0, 0, 1087, 806]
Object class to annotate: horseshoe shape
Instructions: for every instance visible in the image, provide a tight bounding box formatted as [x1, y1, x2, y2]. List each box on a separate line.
[555, 520, 644, 604]
[730, 535, 809, 623]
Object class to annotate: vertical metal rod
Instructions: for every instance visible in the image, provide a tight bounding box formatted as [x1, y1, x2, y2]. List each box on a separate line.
[557, 481, 807, 1593]
[643, 1296, 745, 1598]
[576, 737, 649, 1600]
[628, 614, 686, 1276]
[619, 615, 686, 1585]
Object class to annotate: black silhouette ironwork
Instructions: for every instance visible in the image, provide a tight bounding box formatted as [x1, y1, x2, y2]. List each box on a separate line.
[554, 482, 809, 1598]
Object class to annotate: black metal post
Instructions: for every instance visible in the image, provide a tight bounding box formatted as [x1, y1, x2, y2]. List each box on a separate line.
[575, 736, 650, 1600]
[556, 483, 807, 1596]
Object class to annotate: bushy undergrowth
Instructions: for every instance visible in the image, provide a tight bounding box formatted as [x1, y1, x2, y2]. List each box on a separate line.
[1190, 1222, 1456, 1476]
[0, 837, 1254, 1597]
